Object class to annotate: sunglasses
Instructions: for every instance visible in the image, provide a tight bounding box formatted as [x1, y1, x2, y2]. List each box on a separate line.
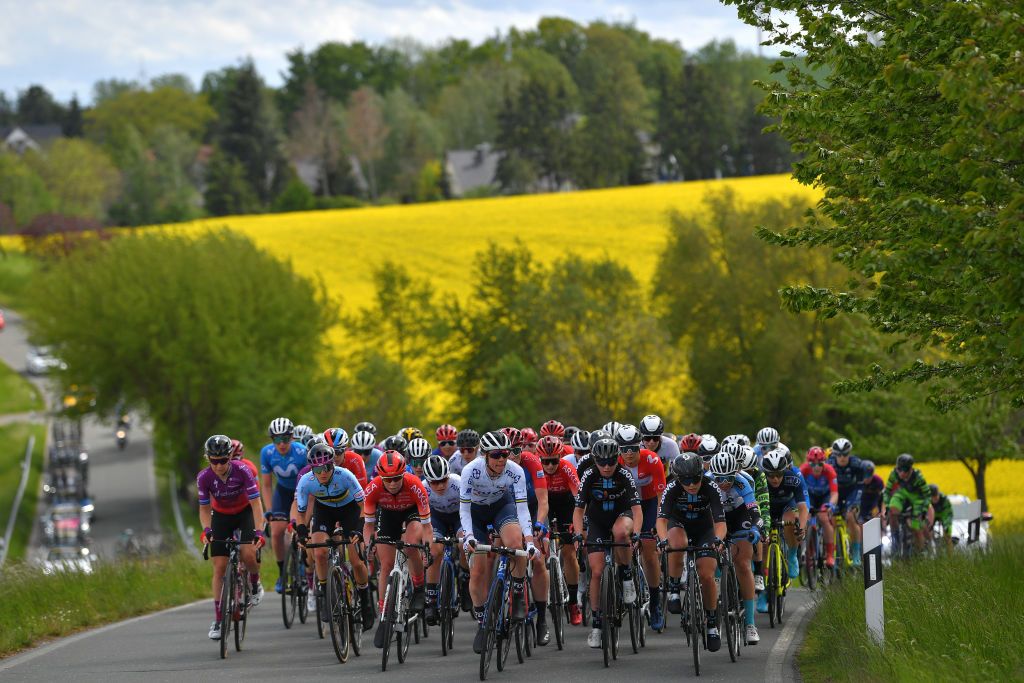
[410, 458, 427, 467]
[312, 463, 333, 474]
[619, 447, 639, 455]
[272, 436, 291, 444]
[680, 476, 702, 486]
[208, 457, 230, 465]
[488, 451, 510, 460]
[541, 458, 560, 466]
[439, 440, 455, 447]
[766, 472, 784, 479]
[714, 474, 736, 484]
[594, 458, 618, 467]
[811, 461, 824, 468]
[641, 436, 660, 442]
[897, 465, 912, 473]
[383, 476, 404, 483]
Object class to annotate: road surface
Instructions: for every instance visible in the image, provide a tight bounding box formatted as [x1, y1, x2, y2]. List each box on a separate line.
[0, 585, 812, 681]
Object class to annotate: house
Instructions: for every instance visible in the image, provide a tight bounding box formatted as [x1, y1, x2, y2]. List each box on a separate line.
[0, 125, 63, 154]
[445, 143, 501, 197]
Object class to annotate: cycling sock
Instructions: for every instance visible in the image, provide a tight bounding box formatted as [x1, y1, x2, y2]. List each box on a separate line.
[649, 585, 660, 605]
[592, 609, 602, 628]
[277, 560, 284, 575]
[510, 576, 525, 592]
[474, 605, 485, 624]
[705, 609, 717, 626]
[412, 573, 425, 589]
[535, 601, 546, 624]
[250, 574, 260, 589]
[669, 577, 681, 591]
[567, 584, 578, 605]
[744, 599, 755, 625]
[307, 573, 315, 589]
[214, 599, 221, 619]
[619, 565, 633, 581]
[357, 582, 369, 591]
[753, 560, 763, 575]
[426, 582, 438, 603]
[851, 541, 861, 556]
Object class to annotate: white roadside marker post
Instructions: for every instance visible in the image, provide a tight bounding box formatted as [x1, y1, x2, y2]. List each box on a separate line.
[862, 517, 883, 646]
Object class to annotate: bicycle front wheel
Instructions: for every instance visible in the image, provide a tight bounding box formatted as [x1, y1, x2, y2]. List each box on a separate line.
[439, 560, 454, 656]
[327, 567, 350, 663]
[219, 565, 233, 659]
[721, 564, 736, 662]
[547, 556, 565, 651]
[479, 576, 503, 681]
[689, 571, 702, 676]
[600, 565, 615, 667]
[282, 545, 297, 628]
[234, 573, 249, 652]
[381, 573, 398, 671]
[347, 573, 363, 657]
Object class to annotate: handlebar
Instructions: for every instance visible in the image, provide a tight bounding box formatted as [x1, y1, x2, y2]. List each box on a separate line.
[475, 543, 529, 558]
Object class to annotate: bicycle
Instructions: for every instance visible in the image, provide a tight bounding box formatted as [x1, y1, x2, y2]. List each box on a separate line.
[476, 543, 529, 681]
[656, 549, 670, 633]
[764, 520, 795, 628]
[546, 527, 574, 650]
[514, 554, 537, 663]
[434, 536, 461, 656]
[665, 545, 709, 676]
[305, 530, 365, 663]
[281, 530, 310, 629]
[718, 536, 749, 663]
[629, 540, 650, 652]
[203, 536, 251, 660]
[585, 539, 634, 668]
[833, 510, 852, 580]
[802, 514, 831, 590]
[373, 538, 430, 671]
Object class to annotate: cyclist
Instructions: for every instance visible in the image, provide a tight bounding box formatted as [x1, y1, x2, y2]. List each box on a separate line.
[322, 427, 368, 487]
[639, 414, 680, 477]
[521, 427, 539, 453]
[383, 434, 408, 457]
[293, 424, 314, 444]
[351, 429, 381, 477]
[827, 437, 865, 565]
[761, 446, 808, 593]
[710, 448, 762, 645]
[292, 442, 375, 628]
[448, 428, 481, 475]
[198, 435, 266, 640]
[434, 424, 458, 458]
[505, 427, 552, 645]
[362, 450, 433, 648]
[616, 423, 667, 631]
[537, 435, 583, 625]
[574, 437, 642, 649]
[658, 451, 726, 652]
[800, 447, 839, 568]
[566, 429, 590, 470]
[407, 437, 432, 480]
[260, 417, 308, 594]
[354, 421, 378, 438]
[738, 444, 770, 597]
[230, 439, 259, 482]
[540, 419, 565, 441]
[859, 460, 885, 526]
[754, 426, 781, 462]
[697, 435, 720, 471]
[882, 453, 931, 552]
[927, 484, 954, 551]
[421, 454, 469, 623]
[460, 430, 537, 654]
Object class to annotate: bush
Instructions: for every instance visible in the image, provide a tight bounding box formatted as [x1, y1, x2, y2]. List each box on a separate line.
[314, 195, 365, 210]
[271, 176, 315, 213]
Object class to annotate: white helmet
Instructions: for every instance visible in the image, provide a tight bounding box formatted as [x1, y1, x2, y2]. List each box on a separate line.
[423, 454, 450, 481]
[710, 451, 738, 476]
[408, 437, 432, 459]
[268, 417, 294, 437]
[739, 445, 758, 471]
[614, 424, 642, 449]
[756, 427, 780, 447]
[602, 421, 622, 437]
[639, 415, 664, 437]
[293, 424, 313, 440]
[831, 438, 853, 456]
[762, 447, 790, 473]
[351, 430, 375, 451]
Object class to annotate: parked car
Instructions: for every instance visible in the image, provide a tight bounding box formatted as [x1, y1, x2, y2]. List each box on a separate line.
[42, 547, 95, 575]
[0, 308, 5, 331]
[26, 345, 66, 375]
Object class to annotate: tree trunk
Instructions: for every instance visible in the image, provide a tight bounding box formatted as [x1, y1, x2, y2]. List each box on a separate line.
[972, 456, 988, 512]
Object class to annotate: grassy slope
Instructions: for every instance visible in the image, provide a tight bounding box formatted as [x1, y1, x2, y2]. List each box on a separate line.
[798, 531, 1024, 682]
[0, 422, 46, 563]
[0, 249, 36, 310]
[0, 358, 43, 414]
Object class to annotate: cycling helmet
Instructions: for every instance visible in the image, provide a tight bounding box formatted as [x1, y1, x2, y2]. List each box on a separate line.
[521, 427, 538, 445]
[205, 434, 232, 458]
[537, 435, 563, 458]
[308, 433, 327, 447]
[591, 437, 619, 464]
[229, 439, 244, 460]
[354, 421, 377, 436]
[456, 428, 480, 448]
[590, 429, 612, 443]
[679, 433, 703, 453]
[615, 424, 642, 449]
[928, 483, 939, 497]
[762, 447, 789, 473]
[777, 443, 793, 468]
[806, 446, 826, 463]
[408, 437, 432, 460]
[424, 455, 450, 481]
[831, 438, 853, 456]
[722, 442, 743, 459]
[739, 445, 758, 471]
[480, 430, 511, 453]
[351, 430, 375, 452]
[602, 421, 622, 437]
[377, 450, 406, 478]
[293, 424, 313, 441]
[698, 435, 720, 461]
[756, 427, 780, 447]
[436, 424, 458, 442]
[734, 434, 752, 447]
[671, 452, 704, 481]
[862, 460, 875, 477]
[896, 453, 914, 471]
[639, 414, 665, 437]
[383, 434, 408, 455]
[571, 429, 592, 454]
[540, 420, 565, 438]
[564, 425, 580, 441]
[307, 442, 335, 467]
[400, 426, 423, 443]
[299, 432, 318, 448]
[324, 427, 349, 451]
[268, 417, 294, 437]
[721, 434, 740, 448]
[710, 450, 738, 476]
[500, 427, 524, 448]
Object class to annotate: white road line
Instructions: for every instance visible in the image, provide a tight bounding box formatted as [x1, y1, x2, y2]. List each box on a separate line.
[765, 599, 813, 683]
[0, 599, 206, 672]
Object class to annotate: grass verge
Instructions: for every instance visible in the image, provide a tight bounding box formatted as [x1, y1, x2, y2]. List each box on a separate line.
[0, 358, 43, 414]
[0, 249, 37, 310]
[0, 422, 46, 563]
[0, 551, 211, 657]
[798, 531, 1024, 682]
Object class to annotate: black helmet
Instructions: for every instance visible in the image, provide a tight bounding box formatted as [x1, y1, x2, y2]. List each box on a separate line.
[590, 429, 612, 443]
[354, 421, 377, 436]
[671, 452, 704, 481]
[564, 425, 580, 443]
[456, 428, 480, 448]
[383, 434, 408, 456]
[591, 438, 619, 464]
[205, 434, 232, 458]
[896, 453, 914, 471]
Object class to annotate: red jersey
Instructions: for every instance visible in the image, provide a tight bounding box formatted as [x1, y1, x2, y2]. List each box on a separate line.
[239, 458, 259, 483]
[545, 458, 580, 496]
[620, 449, 666, 501]
[519, 452, 547, 491]
[363, 472, 430, 520]
[341, 450, 369, 487]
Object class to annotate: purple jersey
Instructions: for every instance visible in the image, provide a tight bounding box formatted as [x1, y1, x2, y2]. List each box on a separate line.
[198, 462, 260, 515]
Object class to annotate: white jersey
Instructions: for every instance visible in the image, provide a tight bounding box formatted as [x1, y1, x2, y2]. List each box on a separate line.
[428, 472, 461, 514]
[448, 450, 480, 476]
[654, 435, 680, 464]
[563, 453, 578, 468]
[459, 459, 532, 538]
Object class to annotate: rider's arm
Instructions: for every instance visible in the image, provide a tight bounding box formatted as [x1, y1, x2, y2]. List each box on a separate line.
[797, 501, 809, 530]
[827, 465, 839, 507]
[199, 502, 212, 532]
[535, 487, 549, 528]
[511, 464, 535, 544]
[249, 494, 265, 529]
[631, 503, 643, 532]
[458, 466, 475, 538]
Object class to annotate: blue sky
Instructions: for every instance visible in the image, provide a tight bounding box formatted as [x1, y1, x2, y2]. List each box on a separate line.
[0, 1, 767, 104]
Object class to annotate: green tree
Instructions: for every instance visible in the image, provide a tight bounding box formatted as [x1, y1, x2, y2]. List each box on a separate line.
[344, 86, 388, 199]
[107, 125, 202, 225]
[434, 60, 522, 149]
[25, 139, 120, 221]
[27, 229, 337, 486]
[0, 152, 54, 227]
[62, 96, 84, 137]
[271, 173, 315, 213]
[725, 0, 1024, 409]
[285, 81, 347, 196]
[335, 349, 429, 438]
[203, 148, 260, 216]
[379, 88, 443, 201]
[15, 85, 65, 125]
[85, 85, 214, 150]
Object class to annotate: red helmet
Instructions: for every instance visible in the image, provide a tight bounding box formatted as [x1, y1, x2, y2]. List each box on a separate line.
[501, 427, 524, 449]
[807, 446, 826, 463]
[377, 450, 406, 478]
[537, 435, 563, 458]
[436, 424, 458, 442]
[521, 427, 538, 444]
[679, 433, 703, 453]
[540, 420, 565, 438]
[229, 439, 244, 460]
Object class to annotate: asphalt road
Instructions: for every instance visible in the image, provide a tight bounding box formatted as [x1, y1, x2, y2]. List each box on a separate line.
[0, 308, 160, 562]
[0, 585, 813, 681]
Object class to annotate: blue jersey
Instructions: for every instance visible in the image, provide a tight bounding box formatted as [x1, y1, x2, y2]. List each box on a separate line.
[260, 442, 308, 490]
[294, 467, 364, 512]
[766, 465, 809, 508]
[827, 454, 864, 499]
[365, 447, 383, 478]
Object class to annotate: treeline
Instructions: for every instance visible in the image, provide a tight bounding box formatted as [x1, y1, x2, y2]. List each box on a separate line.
[0, 18, 794, 233]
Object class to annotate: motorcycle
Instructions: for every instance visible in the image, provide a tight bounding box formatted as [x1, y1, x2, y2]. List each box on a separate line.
[115, 414, 130, 450]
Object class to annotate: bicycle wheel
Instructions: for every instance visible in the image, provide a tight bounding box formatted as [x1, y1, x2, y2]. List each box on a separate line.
[234, 573, 249, 652]
[219, 564, 233, 659]
[327, 567, 350, 663]
[397, 613, 410, 663]
[282, 545, 297, 629]
[635, 560, 648, 648]
[688, 570, 701, 676]
[514, 620, 525, 664]
[658, 553, 669, 633]
[834, 525, 847, 581]
[381, 573, 398, 672]
[297, 559, 309, 624]
[497, 599, 512, 671]
[480, 576, 503, 681]
[766, 545, 778, 628]
[804, 528, 817, 590]
[721, 564, 736, 663]
[316, 588, 326, 639]
[347, 573, 363, 657]
[600, 564, 614, 667]
[439, 560, 454, 656]
[547, 556, 565, 651]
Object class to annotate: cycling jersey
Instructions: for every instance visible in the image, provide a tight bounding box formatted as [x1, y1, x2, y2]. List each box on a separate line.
[766, 466, 809, 521]
[718, 474, 763, 537]
[294, 466, 364, 513]
[297, 450, 368, 488]
[427, 473, 462, 514]
[827, 454, 865, 501]
[197, 462, 260, 515]
[799, 462, 838, 509]
[364, 447, 383, 477]
[448, 449, 480, 476]
[363, 472, 431, 521]
[621, 449, 667, 500]
[459, 458, 533, 539]
[651, 435, 680, 465]
[883, 468, 930, 517]
[519, 452, 547, 503]
[544, 458, 580, 495]
[575, 454, 595, 482]
[238, 458, 259, 482]
[859, 474, 885, 521]
[260, 441, 308, 490]
[658, 474, 726, 532]
[575, 465, 641, 516]
[932, 493, 953, 531]
[744, 467, 770, 523]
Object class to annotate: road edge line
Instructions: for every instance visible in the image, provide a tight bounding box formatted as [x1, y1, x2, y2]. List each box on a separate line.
[765, 595, 815, 683]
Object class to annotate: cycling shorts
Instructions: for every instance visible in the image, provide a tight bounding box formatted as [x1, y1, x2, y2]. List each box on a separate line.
[311, 499, 361, 536]
[210, 508, 255, 558]
[375, 506, 422, 543]
[667, 523, 718, 561]
[724, 508, 755, 540]
[271, 483, 296, 516]
[638, 497, 658, 537]
[547, 492, 575, 532]
[888, 489, 928, 530]
[431, 509, 461, 541]
[837, 488, 861, 513]
[769, 499, 799, 523]
[585, 509, 633, 555]
[809, 492, 831, 512]
[469, 491, 520, 543]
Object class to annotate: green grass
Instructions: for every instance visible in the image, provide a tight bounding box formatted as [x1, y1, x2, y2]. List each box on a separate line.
[799, 531, 1024, 682]
[0, 358, 43, 414]
[0, 422, 46, 563]
[0, 250, 37, 310]
[0, 552, 211, 657]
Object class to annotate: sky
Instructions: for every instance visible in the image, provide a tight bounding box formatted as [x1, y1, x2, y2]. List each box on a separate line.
[0, 0, 768, 104]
